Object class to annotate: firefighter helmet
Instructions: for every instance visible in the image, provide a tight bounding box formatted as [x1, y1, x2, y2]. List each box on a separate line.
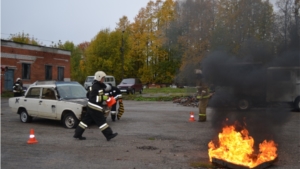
[94, 71, 106, 81]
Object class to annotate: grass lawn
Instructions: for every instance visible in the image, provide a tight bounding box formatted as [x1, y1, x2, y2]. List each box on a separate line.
[1, 87, 197, 101]
[123, 87, 197, 101]
[143, 87, 196, 94]
[1, 91, 13, 98]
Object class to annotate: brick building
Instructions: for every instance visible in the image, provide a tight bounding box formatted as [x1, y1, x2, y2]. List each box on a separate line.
[1, 39, 71, 92]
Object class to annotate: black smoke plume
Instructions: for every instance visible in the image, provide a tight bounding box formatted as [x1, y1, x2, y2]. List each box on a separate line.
[200, 48, 298, 145]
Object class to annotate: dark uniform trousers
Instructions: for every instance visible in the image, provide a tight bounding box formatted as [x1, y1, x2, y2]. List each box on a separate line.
[110, 101, 117, 121]
[74, 106, 116, 141]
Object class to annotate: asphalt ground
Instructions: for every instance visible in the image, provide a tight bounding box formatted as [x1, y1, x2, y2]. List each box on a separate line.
[1, 98, 300, 169]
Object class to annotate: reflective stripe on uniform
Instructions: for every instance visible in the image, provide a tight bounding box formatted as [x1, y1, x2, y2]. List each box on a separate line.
[199, 114, 206, 116]
[99, 123, 109, 131]
[79, 122, 88, 129]
[96, 96, 99, 102]
[114, 94, 122, 100]
[88, 102, 104, 112]
[111, 111, 116, 115]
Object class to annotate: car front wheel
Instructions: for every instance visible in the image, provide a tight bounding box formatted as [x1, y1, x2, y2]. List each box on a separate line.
[63, 113, 79, 129]
[19, 109, 32, 123]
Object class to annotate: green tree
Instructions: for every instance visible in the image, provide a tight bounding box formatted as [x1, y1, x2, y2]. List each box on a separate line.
[9, 32, 42, 45]
[128, 0, 176, 84]
[83, 28, 128, 84]
[55, 41, 85, 84]
[211, 0, 274, 57]
[170, 0, 216, 85]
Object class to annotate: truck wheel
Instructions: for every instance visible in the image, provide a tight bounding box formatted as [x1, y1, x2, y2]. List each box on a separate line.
[237, 98, 251, 111]
[295, 97, 300, 112]
[63, 113, 79, 129]
[19, 109, 32, 123]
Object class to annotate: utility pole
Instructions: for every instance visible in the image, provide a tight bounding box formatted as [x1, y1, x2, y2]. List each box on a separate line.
[121, 30, 124, 79]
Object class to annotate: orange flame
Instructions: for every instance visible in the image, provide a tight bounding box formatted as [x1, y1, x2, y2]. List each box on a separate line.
[208, 125, 277, 168]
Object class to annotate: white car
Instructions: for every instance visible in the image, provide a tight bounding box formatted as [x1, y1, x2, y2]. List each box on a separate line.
[8, 81, 88, 129]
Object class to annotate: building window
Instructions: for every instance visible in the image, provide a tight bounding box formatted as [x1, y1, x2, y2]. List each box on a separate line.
[45, 65, 52, 80]
[57, 67, 64, 81]
[22, 63, 31, 80]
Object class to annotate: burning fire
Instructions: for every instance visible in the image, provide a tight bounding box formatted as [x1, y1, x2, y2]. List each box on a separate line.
[208, 124, 277, 168]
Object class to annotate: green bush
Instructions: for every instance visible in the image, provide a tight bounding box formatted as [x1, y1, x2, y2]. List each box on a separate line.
[1, 91, 13, 98]
[143, 87, 196, 94]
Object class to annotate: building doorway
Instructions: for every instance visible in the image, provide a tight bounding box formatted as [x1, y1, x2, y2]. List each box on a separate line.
[4, 69, 14, 91]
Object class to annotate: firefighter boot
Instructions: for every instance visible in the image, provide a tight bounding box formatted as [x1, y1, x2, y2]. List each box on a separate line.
[73, 126, 86, 140]
[198, 114, 206, 122]
[111, 114, 116, 122]
[102, 127, 118, 141]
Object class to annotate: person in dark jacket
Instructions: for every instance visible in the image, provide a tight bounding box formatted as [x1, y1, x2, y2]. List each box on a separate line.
[13, 78, 23, 97]
[73, 71, 118, 141]
[106, 83, 123, 121]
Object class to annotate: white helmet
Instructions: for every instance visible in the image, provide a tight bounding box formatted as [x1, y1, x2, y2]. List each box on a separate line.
[16, 78, 21, 82]
[94, 71, 106, 81]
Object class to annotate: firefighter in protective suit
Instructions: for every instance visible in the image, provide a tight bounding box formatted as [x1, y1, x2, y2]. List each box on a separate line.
[196, 82, 214, 122]
[13, 78, 23, 97]
[73, 71, 118, 141]
[106, 83, 123, 121]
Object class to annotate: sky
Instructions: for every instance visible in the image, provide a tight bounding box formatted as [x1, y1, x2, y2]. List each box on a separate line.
[1, 0, 151, 46]
[1, 0, 278, 46]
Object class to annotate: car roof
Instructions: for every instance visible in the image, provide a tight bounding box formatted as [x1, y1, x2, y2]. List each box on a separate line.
[30, 81, 80, 87]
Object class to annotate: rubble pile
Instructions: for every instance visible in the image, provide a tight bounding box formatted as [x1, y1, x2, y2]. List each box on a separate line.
[172, 95, 199, 107]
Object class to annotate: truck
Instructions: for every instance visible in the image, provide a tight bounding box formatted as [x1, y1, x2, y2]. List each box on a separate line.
[212, 65, 300, 111]
[266, 67, 300, 111]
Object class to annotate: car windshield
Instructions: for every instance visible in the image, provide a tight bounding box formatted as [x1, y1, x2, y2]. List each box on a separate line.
[121, 79, 134, 84]
[56, 83, 87, 99]
[86, 76, 94, 82]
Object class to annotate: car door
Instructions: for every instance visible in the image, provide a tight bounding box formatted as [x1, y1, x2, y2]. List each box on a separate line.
[135, 78, 143, 92]
[23, 87, 42, 116]
[38, 88, 58, 119]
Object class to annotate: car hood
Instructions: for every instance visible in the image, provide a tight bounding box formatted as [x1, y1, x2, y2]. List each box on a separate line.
[118, 84, 133, 87]
[65, 98, 88, 106]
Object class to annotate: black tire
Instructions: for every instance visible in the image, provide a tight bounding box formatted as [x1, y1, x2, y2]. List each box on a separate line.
[294, 97, 300, 112]
[63, 113, 79, 129]
[237, 98, 251, 111]
[19, 109, 32, 123]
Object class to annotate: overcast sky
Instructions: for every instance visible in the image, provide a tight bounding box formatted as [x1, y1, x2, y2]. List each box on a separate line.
[1, 0, 151, 46]
[1, 0, 278, 46]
